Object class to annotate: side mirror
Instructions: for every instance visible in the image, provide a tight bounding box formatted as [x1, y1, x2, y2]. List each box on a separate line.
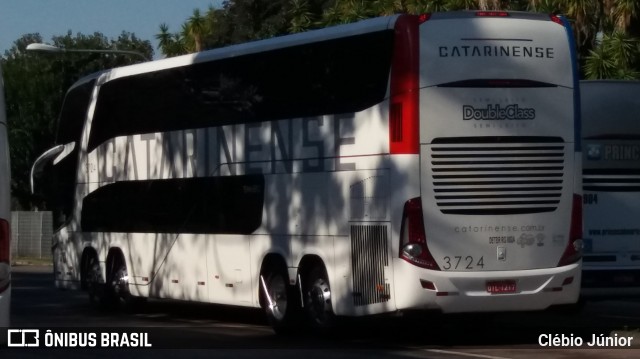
[30, 144, 65, 194]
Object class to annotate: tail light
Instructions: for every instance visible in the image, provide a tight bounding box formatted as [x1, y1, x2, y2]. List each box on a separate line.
[399, 198, 439, 270]
[550, 14, 564, 26]
[389, 15, 420, 155]
[476, 11, 509, 17]
[0, 219, 9, 264]
[558, 194, 583, 266]
[0, 218, 10, 294]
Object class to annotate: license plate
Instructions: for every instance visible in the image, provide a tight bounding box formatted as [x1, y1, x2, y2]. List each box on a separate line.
[486, 280, 517, 294]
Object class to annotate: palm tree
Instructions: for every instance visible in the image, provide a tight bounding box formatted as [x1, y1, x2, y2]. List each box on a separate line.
[156, 23, 188, 57]
[526, 0, 562, 13]
[563, 0, 599, 47]
[156, 23, 174, 55]
[584, 31, 640, 79]
[371, 0, 398, 16]
[187, 9, 208, 52]
[288, 0, 314, 33]
[613, 0, 640, 31]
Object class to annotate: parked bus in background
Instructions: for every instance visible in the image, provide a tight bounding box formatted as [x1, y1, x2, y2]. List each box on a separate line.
[31, 11, 582, 333]
[581, 80, 640, 298]
[0, 64, 11, 330]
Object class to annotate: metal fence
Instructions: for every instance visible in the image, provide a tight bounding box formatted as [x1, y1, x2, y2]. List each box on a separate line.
[10, 211, 53, 260]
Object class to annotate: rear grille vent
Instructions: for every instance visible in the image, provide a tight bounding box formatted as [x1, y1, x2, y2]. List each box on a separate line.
[583, 168, 640, 192]
[351, 225, 390, 306]
[430, 137, 565, 215]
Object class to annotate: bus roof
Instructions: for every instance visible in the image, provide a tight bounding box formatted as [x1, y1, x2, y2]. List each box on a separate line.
[97, 15, 398, 86]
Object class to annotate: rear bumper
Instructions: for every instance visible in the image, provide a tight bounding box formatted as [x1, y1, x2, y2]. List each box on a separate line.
[394, 259, 581, 313]
[0, 285, 10, 327]
[580, 268, 640, 298]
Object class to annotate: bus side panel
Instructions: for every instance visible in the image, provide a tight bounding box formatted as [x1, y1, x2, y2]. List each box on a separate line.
[287, 169, 396, 316]
[145, 233, 207, 301]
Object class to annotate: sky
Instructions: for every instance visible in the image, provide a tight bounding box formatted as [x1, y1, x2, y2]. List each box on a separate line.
[0, 0, 222, 59]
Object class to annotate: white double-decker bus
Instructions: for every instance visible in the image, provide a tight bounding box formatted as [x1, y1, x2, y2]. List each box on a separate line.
[581, 80, 640, 297]
[32, 11, 582, 332]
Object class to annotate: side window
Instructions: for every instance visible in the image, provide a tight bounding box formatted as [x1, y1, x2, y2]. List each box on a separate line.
[49, 80, 95, 229]
[81, 175, 265, 234]
[87, 30, 394, 151]
[56, 80, 95, 145]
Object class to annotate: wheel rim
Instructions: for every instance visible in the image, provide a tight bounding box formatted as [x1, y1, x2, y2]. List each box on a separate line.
[268, 273, 288, 321]
[308, 277, 331, 324]
[111, 265, 130, 299]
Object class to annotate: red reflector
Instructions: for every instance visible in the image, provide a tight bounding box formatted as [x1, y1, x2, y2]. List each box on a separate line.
[420, 279, 436, 290]
[562, 276, 574, 286]
[418, 13, 430, 23]
[476, 11, 509, 17]
[550, 14, 563, 25]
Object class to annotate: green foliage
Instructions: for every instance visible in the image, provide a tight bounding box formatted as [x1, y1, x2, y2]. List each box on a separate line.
[156, 1, 640, 80]
[1, 32, 152, 209]
[584, 31, 640, 79]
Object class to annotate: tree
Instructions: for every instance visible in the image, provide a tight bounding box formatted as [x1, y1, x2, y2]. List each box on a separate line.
[2, 32, 152, 209]
[186, 9, 208, 52]
[152, 0, 636, 74]
[288, 0, 314, 33]
[584, 31, 640, 79]
[156, 23, 187, 57]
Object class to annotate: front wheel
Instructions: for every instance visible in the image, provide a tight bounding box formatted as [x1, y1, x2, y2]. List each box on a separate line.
[304, 265, 335, 331]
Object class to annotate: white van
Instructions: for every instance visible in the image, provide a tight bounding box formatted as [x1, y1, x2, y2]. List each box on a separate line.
[0, 64, 11, 329]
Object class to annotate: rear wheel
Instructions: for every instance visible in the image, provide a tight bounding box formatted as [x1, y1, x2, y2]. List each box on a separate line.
[261, 264, 300, 334]
[304, 265, 335, 331]
[105, 252, 145, 310]
[85, 255, 106, 307]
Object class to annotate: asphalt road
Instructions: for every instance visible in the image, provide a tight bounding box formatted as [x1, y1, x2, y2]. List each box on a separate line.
[1, 265, 639, 358]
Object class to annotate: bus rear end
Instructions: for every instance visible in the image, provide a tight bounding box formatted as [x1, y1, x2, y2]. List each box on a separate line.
[581, 80, 640, 297]
[393, 12, 582, 313]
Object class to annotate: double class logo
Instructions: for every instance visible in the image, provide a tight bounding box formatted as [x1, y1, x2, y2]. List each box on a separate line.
[463, 104, 536, 121]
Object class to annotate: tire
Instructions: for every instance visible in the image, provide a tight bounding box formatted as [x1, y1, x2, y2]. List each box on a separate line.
[304, 265, 335, 332]
[261, 264, 300, 334]
[105, 252, 145, 311]
[85, 255, 107, 308]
